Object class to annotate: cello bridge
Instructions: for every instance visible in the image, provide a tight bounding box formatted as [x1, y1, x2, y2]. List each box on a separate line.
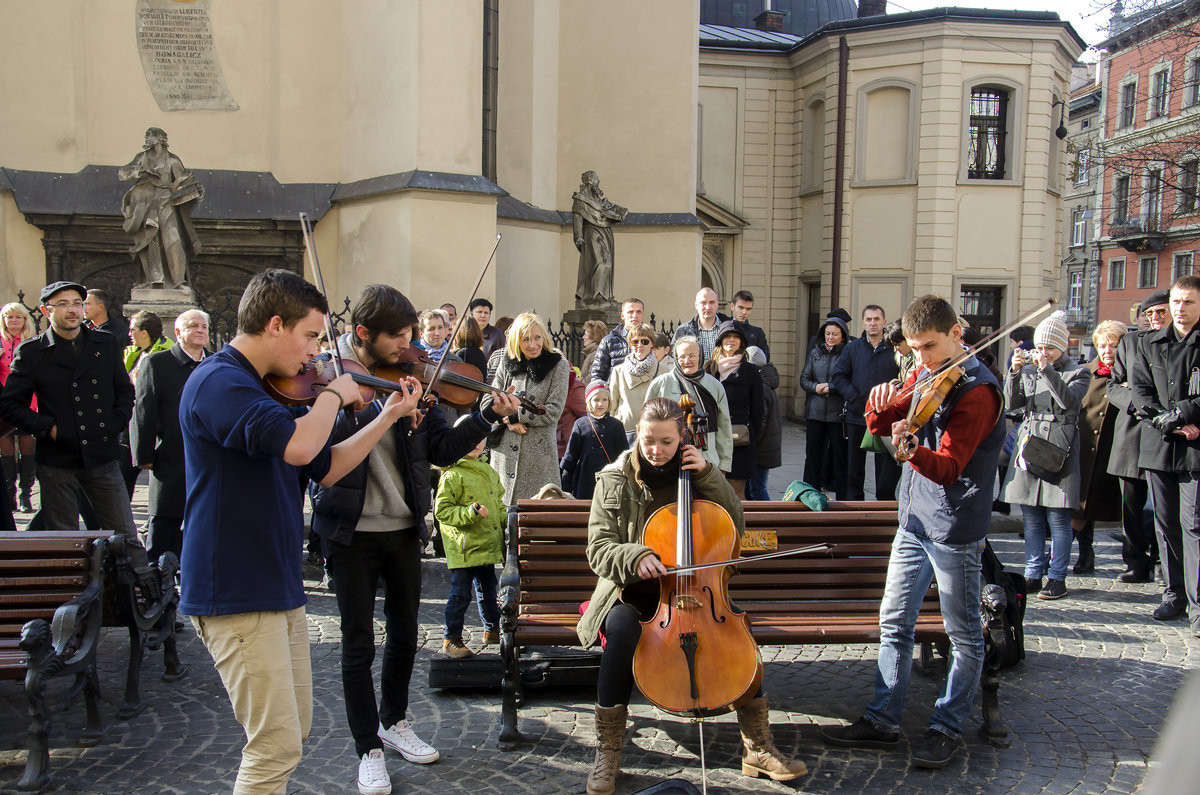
[675, 594, 702, 610]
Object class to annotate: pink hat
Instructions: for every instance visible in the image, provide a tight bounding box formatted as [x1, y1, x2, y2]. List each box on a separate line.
[585, 380, 610, 404]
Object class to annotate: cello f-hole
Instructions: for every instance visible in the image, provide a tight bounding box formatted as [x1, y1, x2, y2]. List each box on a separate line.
[658, 589, 676, 629]
[702, 586, 727, 623]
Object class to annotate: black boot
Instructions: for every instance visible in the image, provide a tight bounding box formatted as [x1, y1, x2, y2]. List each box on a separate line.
[1, 455, 16, 512]
[1073, 522, 1095, 574]
[17, 455, 35, 513]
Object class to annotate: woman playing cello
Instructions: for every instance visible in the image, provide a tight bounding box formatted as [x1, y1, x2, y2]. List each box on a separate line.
[576, 397, 806, 794]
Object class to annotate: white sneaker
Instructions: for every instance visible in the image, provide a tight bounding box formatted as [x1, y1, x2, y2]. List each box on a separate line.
[378, 719, 440, 764]
[357, 749, 391, 795]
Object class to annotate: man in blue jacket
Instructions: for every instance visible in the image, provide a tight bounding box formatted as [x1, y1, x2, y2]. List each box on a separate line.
[830, 304, 900, 501]
[589, 297, 644, 383]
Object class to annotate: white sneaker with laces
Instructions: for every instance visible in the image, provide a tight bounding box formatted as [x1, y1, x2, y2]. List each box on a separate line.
[378, 719, 440, 764]
[357, 749, 391, 795]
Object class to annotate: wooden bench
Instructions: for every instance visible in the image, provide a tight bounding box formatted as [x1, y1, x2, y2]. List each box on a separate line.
[496, 499, 1007, 749]
[0, 531, 187, 791]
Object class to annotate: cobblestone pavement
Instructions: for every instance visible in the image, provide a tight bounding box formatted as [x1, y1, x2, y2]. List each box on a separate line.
[2, 420, 1197, 793]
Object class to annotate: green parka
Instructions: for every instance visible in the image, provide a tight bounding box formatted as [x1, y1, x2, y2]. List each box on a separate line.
[434, 457, 507, 569]
[575, 448, 744, 647]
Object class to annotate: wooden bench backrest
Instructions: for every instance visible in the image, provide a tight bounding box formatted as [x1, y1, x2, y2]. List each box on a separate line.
[0, 531, 106, 649]
[511, 500, 934, 624]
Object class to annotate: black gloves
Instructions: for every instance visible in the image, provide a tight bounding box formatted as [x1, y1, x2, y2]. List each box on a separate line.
[1149, 407, 1185, 436]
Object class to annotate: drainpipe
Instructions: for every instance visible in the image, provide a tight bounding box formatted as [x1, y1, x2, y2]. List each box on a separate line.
[831, 36, 849, 311]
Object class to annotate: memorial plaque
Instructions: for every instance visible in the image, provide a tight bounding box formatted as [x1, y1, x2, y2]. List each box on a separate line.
[135, 0, 238, 111]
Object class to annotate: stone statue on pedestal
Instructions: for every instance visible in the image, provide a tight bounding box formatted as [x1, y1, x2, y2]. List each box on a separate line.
[119, 127, 204, 290]
[572, 170, 627, 306]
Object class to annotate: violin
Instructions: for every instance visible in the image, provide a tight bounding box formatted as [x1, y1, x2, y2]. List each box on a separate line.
[374, 346, 546, 415]
[263, 355, 415, 408]
[631, 394, 762, 717]
[894, 364, 965, 461]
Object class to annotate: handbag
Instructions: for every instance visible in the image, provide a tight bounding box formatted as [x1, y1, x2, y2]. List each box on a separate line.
[860, 428, 889, 453]
[1016, 432, 1069, 482]
[731, 423, 751, 447]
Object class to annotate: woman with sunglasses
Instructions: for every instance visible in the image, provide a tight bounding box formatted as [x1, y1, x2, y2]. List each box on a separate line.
[608, 323, 663, 443]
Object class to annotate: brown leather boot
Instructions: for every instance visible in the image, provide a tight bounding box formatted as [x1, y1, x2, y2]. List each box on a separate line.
[736, 695, 807, 781]
[585, 705, 627, 795]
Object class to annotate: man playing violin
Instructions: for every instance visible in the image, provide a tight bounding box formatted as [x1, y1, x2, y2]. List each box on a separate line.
[178, 270, 426, 794]
[308, 284, 519, 795]
[821, 294, 1005, 770]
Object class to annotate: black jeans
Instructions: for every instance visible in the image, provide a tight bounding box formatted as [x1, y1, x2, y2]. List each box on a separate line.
[146, 514, 183, 562]
[843, 430, 901, 502]
[803, 419, 845, 494]
[325, 529, 422, 757]
[1146, 471, 1200, 614]
[1119, 476, 1157, 574]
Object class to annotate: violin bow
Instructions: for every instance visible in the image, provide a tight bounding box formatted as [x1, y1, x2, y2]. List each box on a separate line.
[869, 298, 1055, 415]
[298, 212, 345, 380]
[664, 542, 832, 576]
[421, 233, 502, 407]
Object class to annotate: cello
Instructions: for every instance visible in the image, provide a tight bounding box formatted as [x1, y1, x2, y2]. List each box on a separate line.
[632, 394, 762, 718]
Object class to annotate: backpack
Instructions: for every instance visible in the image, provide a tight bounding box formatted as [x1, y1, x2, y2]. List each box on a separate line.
[980, 539, 1025, 670]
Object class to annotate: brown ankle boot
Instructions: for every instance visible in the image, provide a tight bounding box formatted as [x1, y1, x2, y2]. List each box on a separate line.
[736, 695, 807, 781]
[586, 705, 627, 795]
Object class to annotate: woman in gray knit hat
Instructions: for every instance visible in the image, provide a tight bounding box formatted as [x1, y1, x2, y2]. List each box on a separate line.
[999, 311, 1090, 600]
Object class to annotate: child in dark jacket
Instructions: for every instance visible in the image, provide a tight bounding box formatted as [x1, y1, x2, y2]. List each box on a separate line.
[560, 381, 628, 499]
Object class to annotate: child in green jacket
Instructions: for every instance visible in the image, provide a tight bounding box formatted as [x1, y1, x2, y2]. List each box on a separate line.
[434, 437, 507, 658]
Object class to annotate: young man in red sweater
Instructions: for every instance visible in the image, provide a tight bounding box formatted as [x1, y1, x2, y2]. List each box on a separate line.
[821, 294, 1005, 769]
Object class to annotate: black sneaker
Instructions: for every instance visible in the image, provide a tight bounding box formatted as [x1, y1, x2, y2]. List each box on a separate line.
[911, 728, 956, 769]
[820, 717, 899, 749]
[1038, 579, 1067, 600]
[1024, 577, 1043, 594]
[1152, 601, 1187, 621]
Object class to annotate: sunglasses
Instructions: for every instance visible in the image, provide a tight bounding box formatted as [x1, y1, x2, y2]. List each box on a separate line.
[1144, 307, 1169, 317]
[631, 338, 653, 345]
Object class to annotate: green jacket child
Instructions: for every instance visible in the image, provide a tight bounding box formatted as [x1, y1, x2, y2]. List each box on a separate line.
[434, 455, 507, 569]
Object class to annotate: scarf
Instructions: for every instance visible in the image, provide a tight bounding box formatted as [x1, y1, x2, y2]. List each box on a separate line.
[624, 352, 658, 379]
[1095, 363, 1111, 377]
[505, 348, 563, 382]
[674, 365, 718, 427]
[421, 338, 451, 363]
[635, 448, 681, 490]
[714, 352, 742, 382]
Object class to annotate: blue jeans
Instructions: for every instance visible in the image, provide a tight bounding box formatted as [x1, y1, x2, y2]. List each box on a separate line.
[1020, 505, 1073, 581]
[865, 530, 985, 739]
[745, 465, 771, 500]
[444, 564, 500, 639]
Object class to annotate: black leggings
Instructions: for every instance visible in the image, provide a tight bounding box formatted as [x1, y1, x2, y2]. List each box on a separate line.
[595, 601, 765, 709]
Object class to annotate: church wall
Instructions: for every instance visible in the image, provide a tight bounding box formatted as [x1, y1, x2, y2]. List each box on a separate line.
[0, 194, 46, 304]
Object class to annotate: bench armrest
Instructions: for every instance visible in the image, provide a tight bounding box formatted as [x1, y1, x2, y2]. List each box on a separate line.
[21, 538, 109, 674]
[499, 507, 522, 619]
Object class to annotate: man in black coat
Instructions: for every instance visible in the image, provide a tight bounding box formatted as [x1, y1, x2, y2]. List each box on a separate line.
[131, 308, 209, 561]
[831, 304, 900, 501]
[0, 282, 141, 556]
[1131, 275, 1200, 634]
[731, 289, 770, 362]
[1106, 290, 1168, 583]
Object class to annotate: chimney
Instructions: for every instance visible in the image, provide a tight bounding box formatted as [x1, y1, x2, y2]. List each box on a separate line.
[858, 0, 887, 18]
[754, 9, 787, 33]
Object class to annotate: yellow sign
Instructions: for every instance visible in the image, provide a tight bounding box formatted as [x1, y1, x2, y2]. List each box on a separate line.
[741, 530, 778, 552]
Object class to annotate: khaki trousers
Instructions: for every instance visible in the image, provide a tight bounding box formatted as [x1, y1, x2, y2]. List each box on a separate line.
[192, 607, 312, 794]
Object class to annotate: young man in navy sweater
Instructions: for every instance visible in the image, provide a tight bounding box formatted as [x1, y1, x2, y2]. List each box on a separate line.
[178, 270, 424, 793]
[821, 294, 1005, 769]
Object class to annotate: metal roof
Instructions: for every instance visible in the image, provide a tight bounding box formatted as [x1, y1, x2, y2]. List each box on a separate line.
[699, 23, 801, 50]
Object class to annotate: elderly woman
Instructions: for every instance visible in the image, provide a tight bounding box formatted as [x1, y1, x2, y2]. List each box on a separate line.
[645, 336, 733, 475]
[999, 311, 1090, 600]
[1, 302, 38, 512]
[580, 319, 609, 382]
[1070, 320, 1127, 574]
[609, 322, 663, 441]
[489, 312, 570, 504]
[800, 315, 850, 496]
[706, 320, 763, 498]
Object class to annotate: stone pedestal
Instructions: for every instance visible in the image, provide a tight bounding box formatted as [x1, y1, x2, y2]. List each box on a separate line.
[563, 301, 621, 329]
[124, 287, 199, 341]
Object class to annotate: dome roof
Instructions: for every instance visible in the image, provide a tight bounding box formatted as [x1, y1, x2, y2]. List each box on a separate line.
[700, 0, 858, 39]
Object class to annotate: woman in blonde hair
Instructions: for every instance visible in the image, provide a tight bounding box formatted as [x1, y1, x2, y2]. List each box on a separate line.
[1070, 319, 1127, 574]
[488, 312, 569, 503]
[0, 302, 38, 512]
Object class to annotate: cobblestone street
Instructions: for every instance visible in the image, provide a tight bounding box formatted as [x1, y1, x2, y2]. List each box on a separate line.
[2, 420, 1196, 793]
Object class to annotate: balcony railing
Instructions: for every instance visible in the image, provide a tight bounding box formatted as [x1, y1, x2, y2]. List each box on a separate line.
[1108, 217, 1166, 252]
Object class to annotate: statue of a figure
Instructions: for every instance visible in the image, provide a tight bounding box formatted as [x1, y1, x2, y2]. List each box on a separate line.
[572, 170, 627, 305]
[119, 127, 204, 290]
